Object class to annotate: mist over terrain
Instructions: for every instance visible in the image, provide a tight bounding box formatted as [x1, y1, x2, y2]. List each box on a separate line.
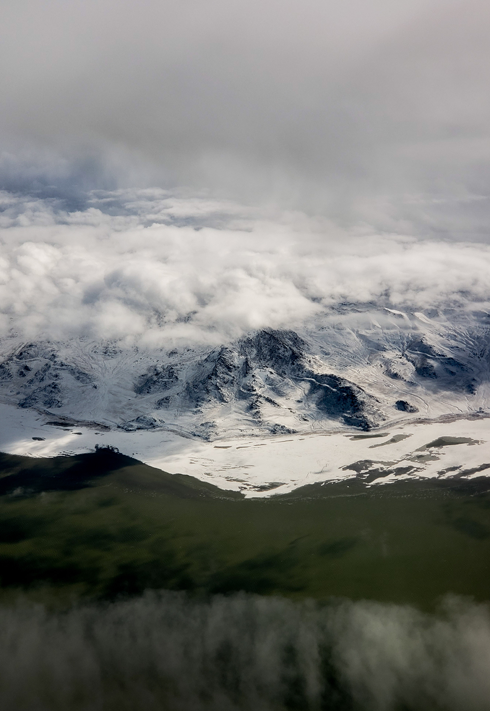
[1, 593, 490, 711]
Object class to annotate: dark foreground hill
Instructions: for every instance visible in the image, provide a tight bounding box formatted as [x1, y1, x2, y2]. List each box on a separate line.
[0, 448, 489, 608]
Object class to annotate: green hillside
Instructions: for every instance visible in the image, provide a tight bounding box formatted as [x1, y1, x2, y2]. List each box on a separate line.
[0, 448, 489, 608]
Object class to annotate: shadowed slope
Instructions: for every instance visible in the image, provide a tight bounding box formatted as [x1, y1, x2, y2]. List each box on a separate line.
[0, 449, 489, 608]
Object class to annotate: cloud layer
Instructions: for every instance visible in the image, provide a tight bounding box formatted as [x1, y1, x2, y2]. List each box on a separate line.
[0, 189, 489, 346]
[1, 0, 490, 215]
[1, 592, 489, 711]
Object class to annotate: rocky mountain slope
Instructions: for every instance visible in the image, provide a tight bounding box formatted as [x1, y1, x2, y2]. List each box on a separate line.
[0, 307, 489, 440]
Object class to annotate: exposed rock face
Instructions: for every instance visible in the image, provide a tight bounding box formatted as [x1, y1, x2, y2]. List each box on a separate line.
[395, 400, 419, 413]
[306, 374, 376, 430]
[185, 347, 240, 406]
[1, 308, 489, 438]
[134, 365, 179, 395]
[161, 330, 383, 430]
[119, 415, 163, 432]
[403, 337, 477, 392]
[0, 344, 94, 411]
[239, 330, 306, 374]
[19, 382, 63, 409]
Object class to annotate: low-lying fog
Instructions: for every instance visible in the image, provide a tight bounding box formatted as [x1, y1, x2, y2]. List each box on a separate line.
[2, 592, 489, 711]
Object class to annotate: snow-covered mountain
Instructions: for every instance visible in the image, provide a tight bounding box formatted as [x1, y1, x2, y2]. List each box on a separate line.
[1, 306, 489, 441]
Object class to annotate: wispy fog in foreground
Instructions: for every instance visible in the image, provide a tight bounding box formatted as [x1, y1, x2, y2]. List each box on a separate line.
[1, 593, 489, 711]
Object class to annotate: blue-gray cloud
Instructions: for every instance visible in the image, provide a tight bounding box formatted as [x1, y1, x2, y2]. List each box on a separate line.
[1, 0, 489, 219]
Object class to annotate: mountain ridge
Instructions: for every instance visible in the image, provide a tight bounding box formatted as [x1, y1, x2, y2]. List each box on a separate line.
[0, 307, 489, 440]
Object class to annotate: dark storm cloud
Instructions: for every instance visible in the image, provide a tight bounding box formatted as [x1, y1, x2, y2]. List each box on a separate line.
[1, 593, 489, 711]
[1, 0, 489, 219]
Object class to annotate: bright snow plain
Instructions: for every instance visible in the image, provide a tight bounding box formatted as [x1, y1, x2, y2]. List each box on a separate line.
[1, 403, 488, 498]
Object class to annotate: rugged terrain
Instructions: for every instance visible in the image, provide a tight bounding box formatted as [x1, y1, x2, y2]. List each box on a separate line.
[1, 306, 489, 440]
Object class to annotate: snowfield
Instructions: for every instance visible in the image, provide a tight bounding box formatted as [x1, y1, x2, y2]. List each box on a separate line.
[1, 403, 488, 497]
[1, 304, 490, 496]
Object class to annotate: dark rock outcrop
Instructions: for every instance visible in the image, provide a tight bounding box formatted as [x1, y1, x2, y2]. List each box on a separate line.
[395, 400, 419, 413]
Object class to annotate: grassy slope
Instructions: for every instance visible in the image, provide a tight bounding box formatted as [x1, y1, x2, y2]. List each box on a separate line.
[0, 450, 489, 608]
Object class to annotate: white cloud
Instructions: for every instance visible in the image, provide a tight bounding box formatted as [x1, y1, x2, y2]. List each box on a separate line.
[1, 189, 489, 346]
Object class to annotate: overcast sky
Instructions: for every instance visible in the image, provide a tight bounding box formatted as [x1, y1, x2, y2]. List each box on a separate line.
[1, 0, 489, 343]
[1, 0, 489, 218]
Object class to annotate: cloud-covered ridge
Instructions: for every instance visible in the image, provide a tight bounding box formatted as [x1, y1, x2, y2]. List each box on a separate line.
[1, 188, 490, 346]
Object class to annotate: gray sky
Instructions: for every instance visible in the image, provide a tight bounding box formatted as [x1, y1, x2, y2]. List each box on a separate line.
[1, 0, 489, 223]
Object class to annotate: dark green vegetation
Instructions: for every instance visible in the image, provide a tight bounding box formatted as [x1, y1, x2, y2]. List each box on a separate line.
[0, 448, 489, 608]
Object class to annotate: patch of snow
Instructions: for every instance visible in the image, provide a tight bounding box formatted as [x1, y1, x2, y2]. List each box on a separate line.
[1, 403, 489, 498]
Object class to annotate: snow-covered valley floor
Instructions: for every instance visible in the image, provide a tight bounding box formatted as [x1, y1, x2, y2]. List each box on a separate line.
[1, 403, 489, 497]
